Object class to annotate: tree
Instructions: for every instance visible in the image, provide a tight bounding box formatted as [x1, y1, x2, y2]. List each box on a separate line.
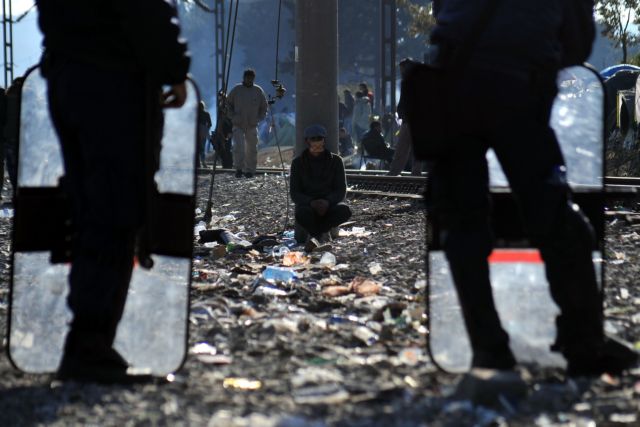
[396, 0, 436, 41]
[595, 0, 640, 63]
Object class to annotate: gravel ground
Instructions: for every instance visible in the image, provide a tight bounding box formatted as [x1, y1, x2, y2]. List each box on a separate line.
[0, 173, 639, 426]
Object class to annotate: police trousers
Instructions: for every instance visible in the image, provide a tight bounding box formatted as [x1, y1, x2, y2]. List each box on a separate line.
[428, 67, 603, 365]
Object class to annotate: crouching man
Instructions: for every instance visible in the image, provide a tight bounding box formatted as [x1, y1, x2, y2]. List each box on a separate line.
[290, 124, 352, 243]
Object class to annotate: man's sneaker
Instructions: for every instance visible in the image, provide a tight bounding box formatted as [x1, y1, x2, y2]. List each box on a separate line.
[318, 232, 332, 244]
[304, 236, 331, 253]
[566, 335, 639, 377]
[304, 237, 320, 253]
[244, 172, 254, 178]
[235, 170, 243, 178]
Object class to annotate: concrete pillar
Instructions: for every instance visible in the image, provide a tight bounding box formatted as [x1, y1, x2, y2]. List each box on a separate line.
[295, 0, 338, 156]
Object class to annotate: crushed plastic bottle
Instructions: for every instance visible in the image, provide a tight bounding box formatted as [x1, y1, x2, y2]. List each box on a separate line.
[282, 238, 298, 248]
[271, 245, 290, 257]
[283, 230, 295, 239]
[254, 285, 288, 296]
[318, 252, 337, 267]
[262, 266, 297, 283]
[353, 326, 378, 346]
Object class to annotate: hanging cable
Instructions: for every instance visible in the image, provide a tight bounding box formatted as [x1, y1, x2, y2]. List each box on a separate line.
[221, 0, 234, 93]
[192, 0, 215, 13]
[266, 100, 290, 233]
[223, 0, 240, 94]
[267, 0, 291, 234]
[274, 0, 282, 83]
[14, 3, 35, 22]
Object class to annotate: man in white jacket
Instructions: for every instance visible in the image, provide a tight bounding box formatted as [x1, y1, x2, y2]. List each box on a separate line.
[352, 91, 371, 142]
[226, 68, 268, 178]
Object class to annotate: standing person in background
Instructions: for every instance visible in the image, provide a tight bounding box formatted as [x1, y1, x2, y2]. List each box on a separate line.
[343, 89, 355, 134]
[352, 91, 371, 143]
[226, 68, 268, 178]
[359, 82, 374, 112]
[3, 77, 23, 195]
[197, 101, 212, 168]
[388, 58, 423, 176]
[36, 0, 190, 383]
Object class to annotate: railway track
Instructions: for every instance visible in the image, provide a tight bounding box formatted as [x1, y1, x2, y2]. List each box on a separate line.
[197, 167, 427, 199]
[197, 168, 640, 199]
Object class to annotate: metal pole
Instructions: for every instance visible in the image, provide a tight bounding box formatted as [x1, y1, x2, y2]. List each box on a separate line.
[380, 0, 397, 114]
[214, 0, 224, 96]
[7, 0, 11, 85]
[2, 0, 12, 88]
[295, 0, 339, 156]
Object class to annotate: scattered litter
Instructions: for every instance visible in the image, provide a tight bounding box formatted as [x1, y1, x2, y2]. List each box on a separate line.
[262, 266, 297, 283]
[292, 383, 350, 405]
[339, 226, 372, 237]
[350, 276, 382, 297]
[318, 252, 337, 267]
[368, 262, 382, 275]
[190, 342, 217, 356]
[282, 251, 308, 266]
[223, 378, 262, 391]
[322, 286, 351, 297]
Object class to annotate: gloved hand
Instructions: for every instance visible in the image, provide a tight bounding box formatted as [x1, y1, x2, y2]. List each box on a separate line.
[310, 199, 329, 216]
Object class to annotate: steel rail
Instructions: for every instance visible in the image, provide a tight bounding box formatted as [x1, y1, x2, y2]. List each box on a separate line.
[196, 169, 640, 198]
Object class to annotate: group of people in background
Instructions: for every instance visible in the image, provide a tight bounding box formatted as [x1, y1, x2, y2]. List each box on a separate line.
[338, 77, 422, 176]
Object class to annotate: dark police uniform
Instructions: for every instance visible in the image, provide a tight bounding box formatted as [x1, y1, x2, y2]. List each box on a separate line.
[427, 0, 635, 375]
[36, 0, 190, 382]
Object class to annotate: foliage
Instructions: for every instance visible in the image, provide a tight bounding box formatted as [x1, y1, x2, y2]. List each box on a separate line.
[595, 0, 640, 63]
[628, 51, 640, 65]
[396, 0, 436, 40]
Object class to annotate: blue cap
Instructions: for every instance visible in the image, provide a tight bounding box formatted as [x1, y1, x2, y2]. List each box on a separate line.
[304, 124, 327, 139]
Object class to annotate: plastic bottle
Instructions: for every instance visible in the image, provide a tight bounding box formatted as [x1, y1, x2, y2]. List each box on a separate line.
[262, 266, 297, 283]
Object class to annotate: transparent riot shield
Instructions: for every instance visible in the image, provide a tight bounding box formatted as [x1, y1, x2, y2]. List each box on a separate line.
[428, 66, 605, 373]
[8, 66, 199, 376]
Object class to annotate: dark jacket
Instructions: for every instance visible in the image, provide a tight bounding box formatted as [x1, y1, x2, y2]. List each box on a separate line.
[344, 92, 355, 117]
[290, 150, 347, 207]
[431, 0, 594, 71]
[36, 0, 190, 85]
[361, 129, 388, 157]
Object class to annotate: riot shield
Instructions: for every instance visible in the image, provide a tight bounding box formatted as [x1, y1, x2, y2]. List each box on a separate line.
[428, 66, 605, 373]
[8, 66, 199, 376]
